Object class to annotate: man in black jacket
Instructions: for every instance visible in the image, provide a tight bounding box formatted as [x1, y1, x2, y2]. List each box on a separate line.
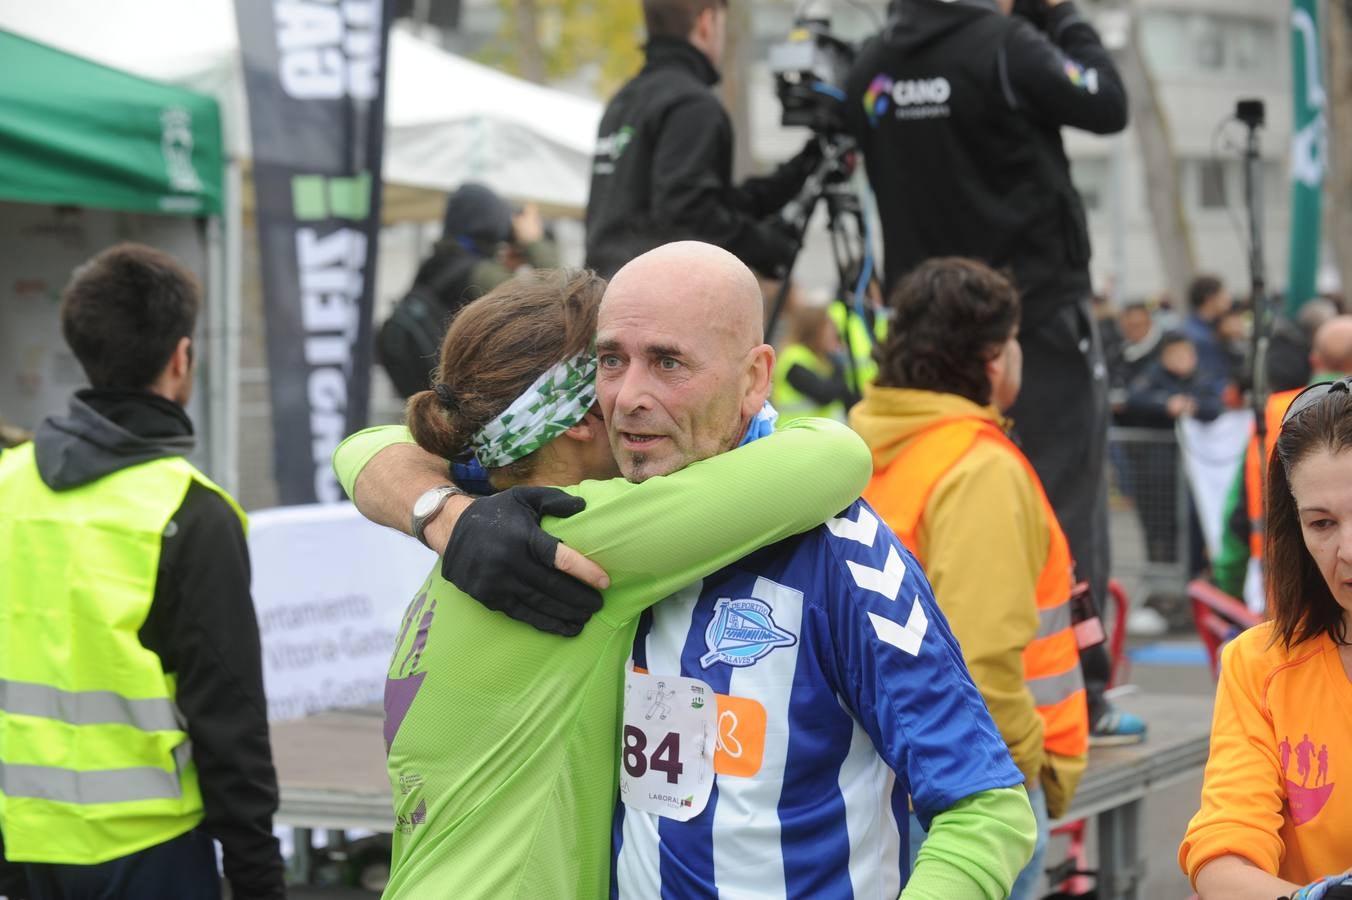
[380, 183, 558, 398]
[845, 0, 1137, 742]
[0, 245, 283, 899]
[585, 0, 818, 278]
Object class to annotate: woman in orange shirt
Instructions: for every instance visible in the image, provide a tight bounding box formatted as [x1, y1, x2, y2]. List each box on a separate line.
[1180, 377, 1352, 898]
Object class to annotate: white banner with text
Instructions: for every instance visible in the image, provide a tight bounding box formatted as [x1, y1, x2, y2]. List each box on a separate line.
[248, 502, 436, 721]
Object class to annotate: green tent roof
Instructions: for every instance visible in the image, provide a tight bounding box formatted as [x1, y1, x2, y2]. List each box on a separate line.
[0, 29, 223, 216]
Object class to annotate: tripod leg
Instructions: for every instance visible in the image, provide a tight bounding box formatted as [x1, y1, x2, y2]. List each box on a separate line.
[765, 193, 823, 341]
[826, 194, 879, 401]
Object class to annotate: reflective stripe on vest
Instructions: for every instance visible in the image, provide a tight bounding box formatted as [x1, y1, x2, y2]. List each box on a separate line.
[862, 416, 1088, 757]
[1035, 601, 1072, 639]
[1244, 390, 1302, 559]
[0, 443, 242, 864]
[0, 679, 182, 733]
[828, 304, 884, 389]
[0, 741, 193, 805]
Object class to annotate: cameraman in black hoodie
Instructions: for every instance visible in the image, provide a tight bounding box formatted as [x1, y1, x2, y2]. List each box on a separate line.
[845, 0, 1137, 745]
[585, 0, 820, 279]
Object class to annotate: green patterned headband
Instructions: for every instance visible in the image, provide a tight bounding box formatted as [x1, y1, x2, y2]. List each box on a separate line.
[470, 352, 598, 468]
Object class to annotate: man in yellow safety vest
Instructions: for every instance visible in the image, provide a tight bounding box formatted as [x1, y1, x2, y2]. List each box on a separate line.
[0, 244, 283, 898]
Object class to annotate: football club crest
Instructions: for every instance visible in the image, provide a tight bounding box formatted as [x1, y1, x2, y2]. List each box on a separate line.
[700, 597, 797, 668]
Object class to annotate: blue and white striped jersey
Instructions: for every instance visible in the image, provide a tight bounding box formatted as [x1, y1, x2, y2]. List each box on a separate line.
[610, 499, 1021, 899]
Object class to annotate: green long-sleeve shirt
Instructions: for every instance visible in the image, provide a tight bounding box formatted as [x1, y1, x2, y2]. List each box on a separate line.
[332, 418, 871, 898]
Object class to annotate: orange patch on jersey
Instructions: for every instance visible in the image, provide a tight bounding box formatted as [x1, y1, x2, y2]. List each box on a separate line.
[632, 666, 767, 778]
[713, 693, 767, 777]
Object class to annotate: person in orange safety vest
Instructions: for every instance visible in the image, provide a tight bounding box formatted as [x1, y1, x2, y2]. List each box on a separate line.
[849, 258, 1089, 900]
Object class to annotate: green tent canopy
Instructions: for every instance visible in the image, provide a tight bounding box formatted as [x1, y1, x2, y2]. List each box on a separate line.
[0, 29, 223, 216]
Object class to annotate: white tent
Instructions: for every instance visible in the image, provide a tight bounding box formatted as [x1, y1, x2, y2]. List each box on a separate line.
[0, 1, 602, 211]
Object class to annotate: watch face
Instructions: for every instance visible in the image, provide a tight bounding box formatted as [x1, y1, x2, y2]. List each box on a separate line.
[413, 489, 444, 518]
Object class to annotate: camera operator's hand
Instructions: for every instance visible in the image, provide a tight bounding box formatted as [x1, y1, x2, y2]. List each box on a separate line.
[789, 136, 824, 181]
[755, 217, 800, 278]
[441, 486, 607, 636]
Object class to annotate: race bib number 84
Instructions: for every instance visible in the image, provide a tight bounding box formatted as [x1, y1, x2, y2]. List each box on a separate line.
[619, 669, 717, 821]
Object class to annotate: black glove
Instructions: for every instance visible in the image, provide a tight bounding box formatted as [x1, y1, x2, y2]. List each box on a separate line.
[441, 486, 602, 636]
[790, 136, 825, 183]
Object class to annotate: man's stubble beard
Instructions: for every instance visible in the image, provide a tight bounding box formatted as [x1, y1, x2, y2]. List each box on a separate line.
[619, 412, 749, 483]
[624, 451, 651, 484]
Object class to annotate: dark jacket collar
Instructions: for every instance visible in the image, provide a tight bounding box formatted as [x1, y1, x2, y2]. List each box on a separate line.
[643, 36, 720, 87]
[33, 388, 195, 491]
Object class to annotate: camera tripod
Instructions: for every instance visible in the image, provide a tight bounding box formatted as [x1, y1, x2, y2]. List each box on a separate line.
[1236, 100, 1274, 486]
[765, 134, 883, 400]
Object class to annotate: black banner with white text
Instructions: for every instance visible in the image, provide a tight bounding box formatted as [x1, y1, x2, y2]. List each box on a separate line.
[236, 0, 391, 504]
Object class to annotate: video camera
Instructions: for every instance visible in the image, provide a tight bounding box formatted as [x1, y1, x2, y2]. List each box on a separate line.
[768, 17, 856, 136]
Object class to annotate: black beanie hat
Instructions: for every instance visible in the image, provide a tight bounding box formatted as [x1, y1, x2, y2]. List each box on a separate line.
[442, 183, 513, 251]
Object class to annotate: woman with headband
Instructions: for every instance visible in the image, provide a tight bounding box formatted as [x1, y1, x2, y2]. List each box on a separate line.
[369, 268, 871, 899]
[1181, 377, 1352, 900]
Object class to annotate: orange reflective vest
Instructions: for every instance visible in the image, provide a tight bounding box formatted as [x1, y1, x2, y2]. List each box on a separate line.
[1243, 389, 1302, 558]
[864, 417, 1088, 758]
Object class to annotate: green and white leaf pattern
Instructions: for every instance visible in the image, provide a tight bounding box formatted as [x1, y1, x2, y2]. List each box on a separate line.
[471, 353, 598, 468]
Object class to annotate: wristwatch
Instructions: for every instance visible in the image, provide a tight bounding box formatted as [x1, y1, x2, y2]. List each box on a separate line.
[411, 484, 467, 548]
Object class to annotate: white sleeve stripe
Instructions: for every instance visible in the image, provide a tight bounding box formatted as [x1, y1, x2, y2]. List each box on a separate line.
[825, 507, 879, 547]
[846, 546, 905, 602]
[867, 596, 928, 657]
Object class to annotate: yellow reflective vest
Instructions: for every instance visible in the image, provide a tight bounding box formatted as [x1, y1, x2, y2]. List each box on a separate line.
[0, 443, 245, 864]
[828, 303, 885, 392]
[772, 344, 845, 425]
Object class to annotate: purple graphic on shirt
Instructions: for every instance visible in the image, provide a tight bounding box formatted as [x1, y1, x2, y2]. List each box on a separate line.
[1280, 736, 1292, 775]
[383, 591, 436, 752]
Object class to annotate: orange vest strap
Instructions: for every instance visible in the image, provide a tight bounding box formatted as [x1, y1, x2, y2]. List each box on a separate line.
[1245, 390, 1304, 559]
[864, 415, 1087, 756]
[864, 417, 988, 563]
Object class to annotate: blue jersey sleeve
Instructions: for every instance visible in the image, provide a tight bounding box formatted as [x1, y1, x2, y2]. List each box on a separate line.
[818, 500, 1023, 828]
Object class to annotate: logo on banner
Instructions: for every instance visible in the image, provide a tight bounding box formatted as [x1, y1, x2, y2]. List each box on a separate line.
[700, 597, 797, 668]
[1290, 7, 1328, 189]
[296, 227, 369, 502]
[275, 0, 383, 100]
[160, 107, 203, 194]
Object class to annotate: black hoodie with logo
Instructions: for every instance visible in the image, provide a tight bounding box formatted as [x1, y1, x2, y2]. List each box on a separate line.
[845, 0, 1127, 325]
[585, 37, 816, 278]
[14, 390, 284, 899]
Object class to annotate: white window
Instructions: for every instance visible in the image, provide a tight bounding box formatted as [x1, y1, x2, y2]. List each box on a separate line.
[1140, 11, 1279, 79]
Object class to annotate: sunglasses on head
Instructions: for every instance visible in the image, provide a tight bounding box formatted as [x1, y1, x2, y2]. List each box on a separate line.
[1281, 376, 1352, 428]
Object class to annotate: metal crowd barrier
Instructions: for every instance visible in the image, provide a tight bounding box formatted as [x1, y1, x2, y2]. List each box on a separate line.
[1107, 426, 1192, 604]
